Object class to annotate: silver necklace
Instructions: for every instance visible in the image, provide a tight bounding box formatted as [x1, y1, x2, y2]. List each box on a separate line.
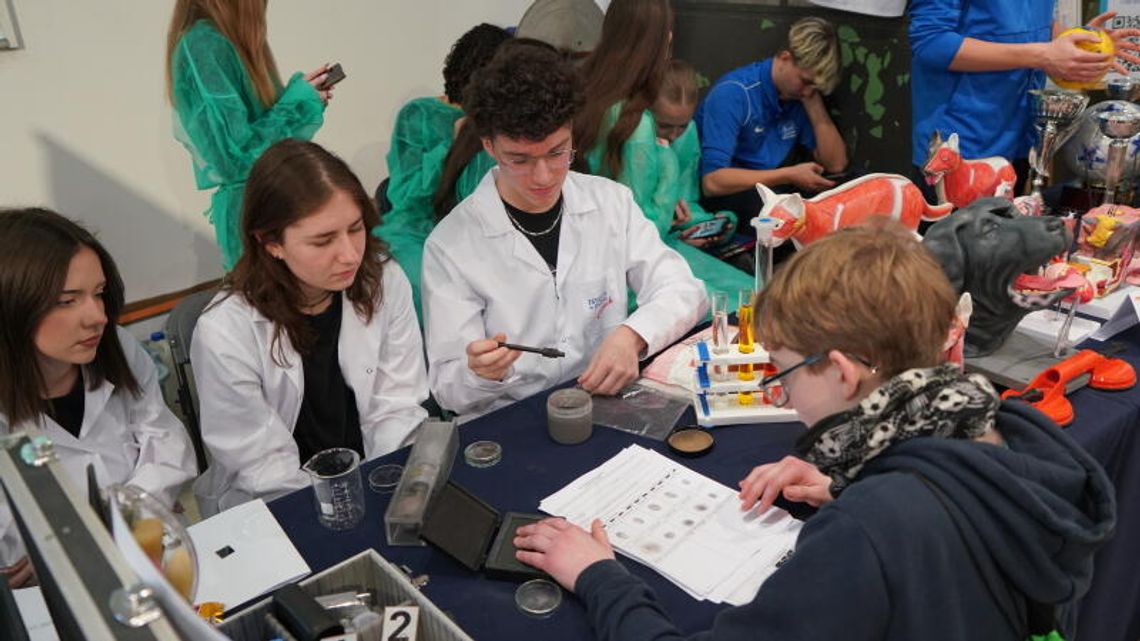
[505, 201, 563, 237]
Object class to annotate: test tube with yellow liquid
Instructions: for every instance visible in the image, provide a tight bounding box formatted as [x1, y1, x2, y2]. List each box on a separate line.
[737, 289, 755, 405]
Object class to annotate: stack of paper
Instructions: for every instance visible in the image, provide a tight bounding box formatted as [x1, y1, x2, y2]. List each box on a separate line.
[1090, 287, 1140, 340]
[540, 445, 802, 605]
[1082, 285, 1135, 321]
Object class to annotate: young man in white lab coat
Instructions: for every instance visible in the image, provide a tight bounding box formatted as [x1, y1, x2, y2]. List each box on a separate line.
[422, 44, 708, 420]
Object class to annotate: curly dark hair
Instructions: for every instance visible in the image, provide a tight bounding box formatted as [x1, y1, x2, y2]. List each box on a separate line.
[464, 43, 583, 142]
[443, 23, 512, 105]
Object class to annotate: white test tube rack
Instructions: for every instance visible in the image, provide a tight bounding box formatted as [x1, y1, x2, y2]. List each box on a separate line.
[690, 339, 799, 427]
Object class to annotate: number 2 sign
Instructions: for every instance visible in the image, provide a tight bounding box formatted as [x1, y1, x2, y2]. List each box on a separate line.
[381, 605, 420, 641]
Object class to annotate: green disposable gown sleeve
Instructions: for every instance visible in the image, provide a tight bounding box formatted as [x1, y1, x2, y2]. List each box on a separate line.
[586, 105, 673, 238]
[170, 21, 324, 269]
[587, 105, 753, 310]
[374, 97, 463, 322]
[672, 122, 739, 236]
[666, 123, 752, 302]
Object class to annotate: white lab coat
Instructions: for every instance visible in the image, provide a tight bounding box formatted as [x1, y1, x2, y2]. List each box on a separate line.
[422, 170, 708, 419]
[0, 326, 196, 567]
[191, 263, 429, 514]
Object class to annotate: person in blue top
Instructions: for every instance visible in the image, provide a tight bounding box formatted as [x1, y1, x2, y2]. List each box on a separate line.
[908, 4, 1140, 196]
[696, 17, 847, 226]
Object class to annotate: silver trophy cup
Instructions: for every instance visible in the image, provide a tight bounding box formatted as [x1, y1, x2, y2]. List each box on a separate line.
[1027, 89, 1089, 204]
[1096, 111, 1140, 205]
[1106, 75, 1140, 103]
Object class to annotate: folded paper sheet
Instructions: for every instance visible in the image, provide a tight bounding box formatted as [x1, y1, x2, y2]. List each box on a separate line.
[540, 445, 802, 605]
[187, 499, 311, 611]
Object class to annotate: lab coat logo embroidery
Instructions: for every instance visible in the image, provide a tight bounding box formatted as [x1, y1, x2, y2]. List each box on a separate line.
[780, 122, 798, 140]
[587, 293, 614, 320]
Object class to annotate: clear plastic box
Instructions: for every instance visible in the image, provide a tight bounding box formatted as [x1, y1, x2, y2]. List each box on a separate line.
[384, 420, 458, 546]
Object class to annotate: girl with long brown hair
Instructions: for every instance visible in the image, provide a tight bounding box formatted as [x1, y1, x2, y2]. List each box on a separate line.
[577, 0, 672, 184]
[166, 0, 334, 271]
[0, 208, 195, 587]
[579, 2, 751, 307]
[191, 140, 428, 515]
[649, 60, 753, 301]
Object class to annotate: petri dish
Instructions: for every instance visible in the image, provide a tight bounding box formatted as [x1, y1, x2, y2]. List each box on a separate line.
[515, 578, 562, 617]
[368, 463, 404, 494]
[464, 440, 503, 468]
[666, 427, 714, 458]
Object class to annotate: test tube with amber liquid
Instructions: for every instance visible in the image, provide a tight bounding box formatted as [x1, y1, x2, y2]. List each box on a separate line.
[737, 289, 755, 405]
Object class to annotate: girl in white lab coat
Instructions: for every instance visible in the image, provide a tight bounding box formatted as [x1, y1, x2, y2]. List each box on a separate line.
[192, 139, 428, 515]
[0, 208, 197, 588]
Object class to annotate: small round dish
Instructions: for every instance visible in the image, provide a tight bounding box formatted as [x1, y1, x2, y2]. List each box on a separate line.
[515, 578, 562, 617]
[368, 463, 404, 494]
[666, 427, 715, 458]
[464, 440, 503, 468]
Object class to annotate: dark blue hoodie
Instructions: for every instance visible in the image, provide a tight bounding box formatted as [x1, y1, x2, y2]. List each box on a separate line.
[574, 402, 1116, 641]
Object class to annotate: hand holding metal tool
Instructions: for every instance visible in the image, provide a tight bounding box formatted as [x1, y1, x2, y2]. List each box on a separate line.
[498, 342, 565, 358]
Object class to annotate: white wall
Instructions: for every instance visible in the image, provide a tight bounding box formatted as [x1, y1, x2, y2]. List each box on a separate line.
[0, 0, 531, 301]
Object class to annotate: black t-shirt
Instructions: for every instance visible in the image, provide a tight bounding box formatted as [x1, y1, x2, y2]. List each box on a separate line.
[292, 295, 365, 465]
[502, 195, 563, 274]
[47, 371, 85, 438]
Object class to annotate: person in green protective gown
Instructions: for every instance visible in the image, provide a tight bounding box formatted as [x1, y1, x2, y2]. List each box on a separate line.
[167, 0, 330, 271]
[374, 24, 511, 321]
[650, 62, 746, 255]
[575, 1, 752, 305]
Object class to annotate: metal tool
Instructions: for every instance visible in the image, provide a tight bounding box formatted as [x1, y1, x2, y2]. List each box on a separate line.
[498, 342, 565, 358]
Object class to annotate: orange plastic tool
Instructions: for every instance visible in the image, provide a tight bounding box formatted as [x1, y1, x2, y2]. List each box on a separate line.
[1000, 349, 1136, 426]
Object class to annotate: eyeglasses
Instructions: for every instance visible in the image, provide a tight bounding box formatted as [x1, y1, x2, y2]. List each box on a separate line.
[496, 147, 577, 175]
[758, 352, 876, 408]
[757, 353, 821, 408]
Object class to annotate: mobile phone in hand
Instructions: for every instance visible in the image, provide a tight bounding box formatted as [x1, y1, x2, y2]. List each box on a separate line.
[687, 217, 729, 239]
[319, 63, 346, 90]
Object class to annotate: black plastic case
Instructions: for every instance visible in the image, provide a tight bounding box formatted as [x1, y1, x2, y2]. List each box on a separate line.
[419, 480, 548, 581]
[271, 583, 344, 641]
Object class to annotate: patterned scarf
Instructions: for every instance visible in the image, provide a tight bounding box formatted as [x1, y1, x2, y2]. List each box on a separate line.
[795, 363, 999, 496]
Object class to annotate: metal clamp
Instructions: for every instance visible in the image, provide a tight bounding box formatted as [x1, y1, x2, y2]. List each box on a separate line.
[399, 564, 430, 590]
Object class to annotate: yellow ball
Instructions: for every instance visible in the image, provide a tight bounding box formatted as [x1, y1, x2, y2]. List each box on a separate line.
[1052, 27, 1114, 91]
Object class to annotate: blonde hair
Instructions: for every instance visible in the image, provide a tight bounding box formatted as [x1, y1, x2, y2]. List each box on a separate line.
[657, 59, 699, 109]
[786, 17, 840, 96]
[755, 221, 957, 378]
[165, 0, 282, 108]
